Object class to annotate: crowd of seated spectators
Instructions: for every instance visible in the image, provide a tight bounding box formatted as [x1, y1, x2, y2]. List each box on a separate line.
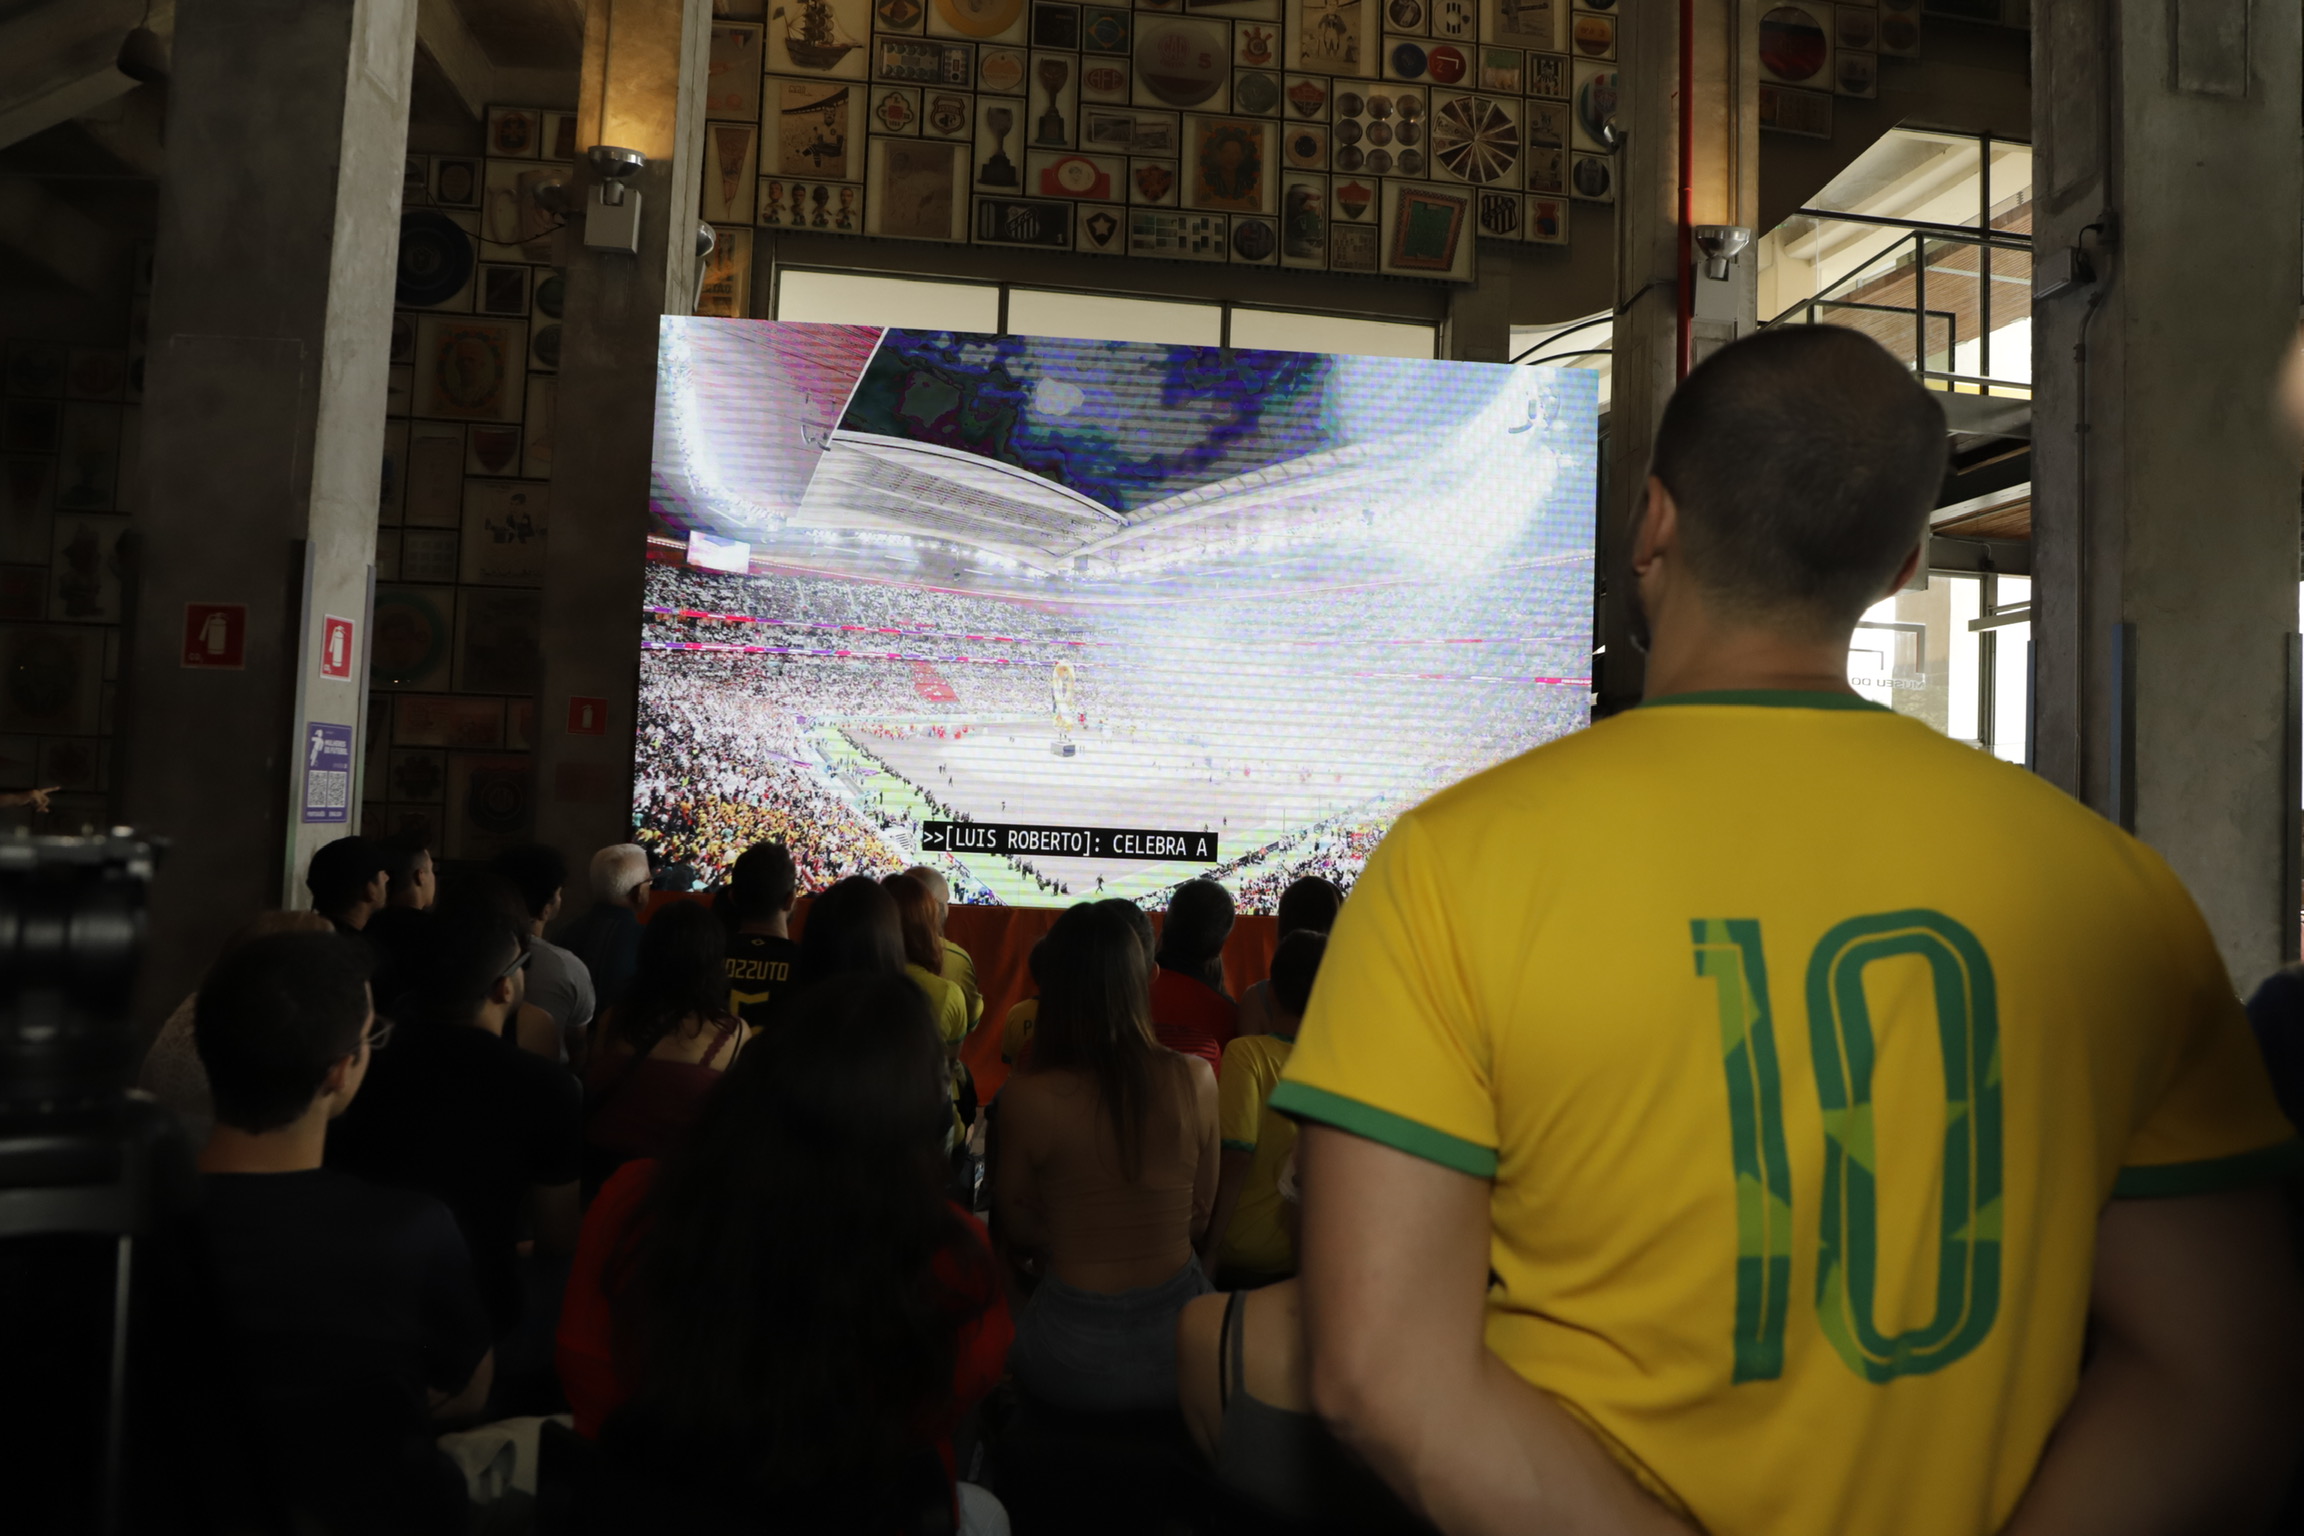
[132, 828, 1380, 1536]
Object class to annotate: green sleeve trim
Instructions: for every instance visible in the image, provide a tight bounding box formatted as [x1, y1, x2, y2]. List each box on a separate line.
[1268, 1081, 1499, 1180]
[1640, 688, 1890, 713]
[2113, 1140, 2304, 1198]
[1221, 1138, 1257, 1153]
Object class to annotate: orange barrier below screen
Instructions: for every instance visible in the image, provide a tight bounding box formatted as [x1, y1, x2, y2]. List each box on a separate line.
[644, 892, 1280, 1101]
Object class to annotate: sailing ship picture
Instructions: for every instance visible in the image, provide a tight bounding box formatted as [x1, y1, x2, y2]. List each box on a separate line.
[773, 0, 866, 74]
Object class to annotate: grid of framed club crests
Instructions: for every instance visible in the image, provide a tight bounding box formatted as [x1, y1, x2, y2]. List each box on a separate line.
[368, 104, 577, 859]
[694, 0, 1649, 296]
[0, 308, 145, 830]
[1756, 0, 1911, 141]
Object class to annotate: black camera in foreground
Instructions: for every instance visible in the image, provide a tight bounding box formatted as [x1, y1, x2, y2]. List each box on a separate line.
[1, 830, 185, 1536]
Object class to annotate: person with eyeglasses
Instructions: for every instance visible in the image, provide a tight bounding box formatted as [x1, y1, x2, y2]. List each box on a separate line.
[326, 896, 583, 1414]
[191, 930, 494, 1536]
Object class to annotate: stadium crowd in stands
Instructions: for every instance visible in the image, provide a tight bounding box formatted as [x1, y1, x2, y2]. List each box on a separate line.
[130, 332, 2304, 1536]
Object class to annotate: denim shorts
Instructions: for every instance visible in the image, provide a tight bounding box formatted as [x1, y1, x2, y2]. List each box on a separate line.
[1008, 1258, 1212, 1414]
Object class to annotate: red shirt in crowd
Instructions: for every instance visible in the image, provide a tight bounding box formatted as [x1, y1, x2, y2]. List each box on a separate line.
[555, 1158, 1014, 1482]
[1150, 966, 1237, 1077]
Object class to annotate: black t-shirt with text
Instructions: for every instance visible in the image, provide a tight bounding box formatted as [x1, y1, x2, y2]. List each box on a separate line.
[725, 930, 803, 1028]
[196, 1168, 492, 1534]
[326, 1020, 583, 1331]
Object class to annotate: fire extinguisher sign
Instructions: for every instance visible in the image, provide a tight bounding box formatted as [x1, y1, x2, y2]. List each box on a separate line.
[182, 603, 248, 669]
[320, 615, 355, 680]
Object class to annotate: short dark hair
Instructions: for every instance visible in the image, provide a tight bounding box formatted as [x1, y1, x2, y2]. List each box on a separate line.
[195, 933, 373, 1132]
[730, 842, 798, 921]
[492, 842, 568, 920]
[406, 895, 523, 1028]
[305, 836, 390, 917]
[1269, 929, 1327, 1019]
[1274, 877, 1343, 939]
[1649, 326, 1946, 636]
[379, 831, 432, 898]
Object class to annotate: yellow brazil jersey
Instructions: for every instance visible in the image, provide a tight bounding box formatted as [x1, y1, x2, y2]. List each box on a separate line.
[1272, 691, 2301, 1536]
[941, 940, 984, 1032]
[1217, 1031, 1299, 1276]
[1001, 998, 1039, 1063]
[907, 963, 971, 1049]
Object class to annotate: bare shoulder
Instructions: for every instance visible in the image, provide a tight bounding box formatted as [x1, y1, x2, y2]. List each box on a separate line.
[1183, 1051, 1219, 1100]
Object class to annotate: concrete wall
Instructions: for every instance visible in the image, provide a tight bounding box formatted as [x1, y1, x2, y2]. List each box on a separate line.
[2031, 0, 2302, 986]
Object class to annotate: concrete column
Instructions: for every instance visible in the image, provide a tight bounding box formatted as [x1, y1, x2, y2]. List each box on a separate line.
[1599, 0, 1757, 713]
[2031, 0, 2303, 983]
[530, 0, 711, 874]
[119, 0, 415, 1010]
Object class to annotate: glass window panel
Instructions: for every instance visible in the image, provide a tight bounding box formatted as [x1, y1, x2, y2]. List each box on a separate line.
[1850, 581, 1972, 733]
[1006, 289, 1222, 347]
[1232, 308, 1437, 359]
[774, 269, 1001, 331]
[1944, 575, 1983, 744]
[1990, 621, 2030, 764]
[1996, 574, 2031, 608]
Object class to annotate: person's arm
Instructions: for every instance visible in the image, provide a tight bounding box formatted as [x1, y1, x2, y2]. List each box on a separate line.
[1999, 1187, 2304, 1536]
[1298, 1125, 1696, 1536]
[1176, 1292, 1228, 1459]
[513, 1002, 559, 1059]
[1201, 1148, 1254, 1273]
[429, 1349, 494, 1422]
[1187, 1057, 1221, 1250]
[1203, 1042, 1261, 1271]
[0, 786, 58, 811]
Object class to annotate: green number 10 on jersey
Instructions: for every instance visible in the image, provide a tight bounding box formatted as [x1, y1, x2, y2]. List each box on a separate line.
[1694, 910, 2005, 1386]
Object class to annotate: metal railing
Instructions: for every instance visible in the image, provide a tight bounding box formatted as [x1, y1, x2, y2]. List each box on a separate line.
[1763, 214, 2032, 395]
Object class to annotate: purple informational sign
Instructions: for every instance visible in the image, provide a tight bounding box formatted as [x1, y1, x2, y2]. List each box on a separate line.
[302, 720, 353, 825]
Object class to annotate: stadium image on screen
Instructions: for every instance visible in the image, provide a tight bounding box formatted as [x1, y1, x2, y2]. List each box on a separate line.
[635, 318, 1598, 911]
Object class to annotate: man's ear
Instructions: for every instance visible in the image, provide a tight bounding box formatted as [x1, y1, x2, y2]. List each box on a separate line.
[1631, 476, 1680, 576]
[489, 974, 518, 1009]
[319, 1051, 358, 1101]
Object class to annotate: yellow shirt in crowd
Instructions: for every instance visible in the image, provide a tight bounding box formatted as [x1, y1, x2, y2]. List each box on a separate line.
[1275, 691, 2300, 1536]
[940, 939, 983, 1032]
[1001, 998, 1038, 1063]
[1217, 1031, 1299, 1277]
[907, 963, 970, 1049]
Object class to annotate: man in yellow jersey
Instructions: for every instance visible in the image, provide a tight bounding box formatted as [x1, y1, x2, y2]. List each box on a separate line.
[1274, 326, 2304, 1536]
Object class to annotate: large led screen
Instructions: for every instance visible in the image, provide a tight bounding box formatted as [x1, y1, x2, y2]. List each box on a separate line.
[637, 317, 1596, 910]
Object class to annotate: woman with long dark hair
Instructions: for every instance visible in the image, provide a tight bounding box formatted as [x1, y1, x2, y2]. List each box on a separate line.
[792, 874, 909, 989]
[1150, 878, 1239, 1074]
[557, 973, 1013, 1532]
[582, 901, 743, 1190]
[993, 900, 1219, 1413]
